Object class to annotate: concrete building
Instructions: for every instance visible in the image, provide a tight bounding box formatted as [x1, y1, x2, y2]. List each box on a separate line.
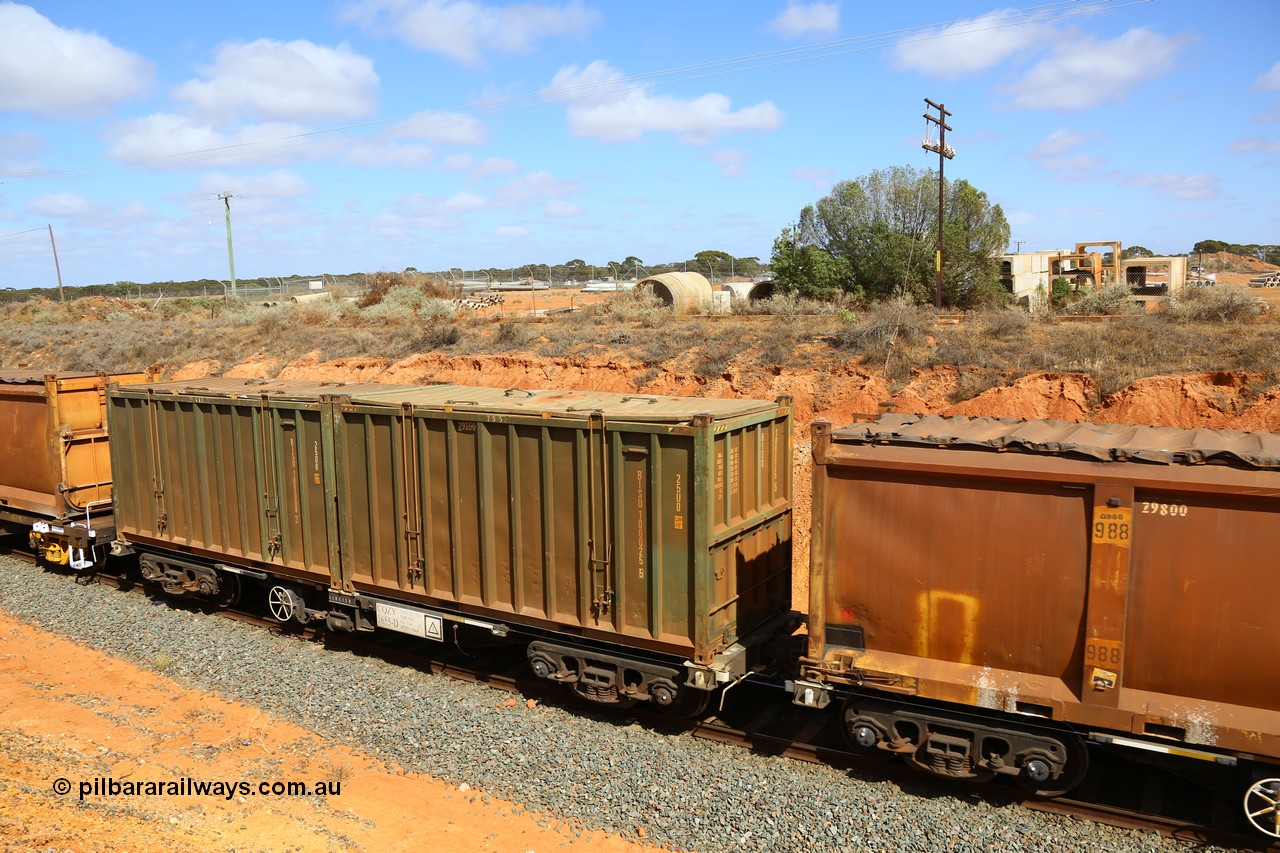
[998, 249, 1072, 302]
[1000, 244, 1188, 304]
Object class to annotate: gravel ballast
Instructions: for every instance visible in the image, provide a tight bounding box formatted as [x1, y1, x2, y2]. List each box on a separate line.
[0, 555, 1231, 852]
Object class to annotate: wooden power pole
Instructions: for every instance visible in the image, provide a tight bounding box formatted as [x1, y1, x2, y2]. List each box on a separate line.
[47, 224, 65, 303]
[922, 99, 954, 309]
[218, 192, 238, 296]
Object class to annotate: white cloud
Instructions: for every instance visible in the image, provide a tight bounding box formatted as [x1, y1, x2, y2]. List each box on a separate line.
[545, 199, 582, 217]
[496, 225, 531, 237]
[711, 149, 748, 178]
[343, 141, 435, 168]
[1029, 129, 1104, 172]
[1006, 28, 1191, 111]
[431, 192, 487, 213]
[1027, 129, 1215, 200]
[102, 40, 477, 172]
[1030, 129, 1092, 159]
[391, 191, 489, 223]
[474, 156, 519, 176]
[390, 111, 485, 145]
[1256, 60, 1280, 91]
[0, 131, 43, 175]
[174, 39, 378, 125]
[193, 170, 312, 201]
[1118, 171, 1220, 202]
[495, 170, 581, 204]
[27, 191, 97, 219]
[440, 153, 519, 176]
[893, 10, 1050, 78]
[107, 111, 447, 170]
[106, 114, 317, 167]
[1229, 137, 1280, 155]
[342, 0, 600, 67]
[0, 4, 152, 116]
[440, 154, 474, 172]
[768, 2, 839, 39]
[117, 201, 156, 222]
[547, 61, 784, 144]
[792, 166, 833, 190]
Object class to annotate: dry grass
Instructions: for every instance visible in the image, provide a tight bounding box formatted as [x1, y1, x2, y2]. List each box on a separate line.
[2, 288, 1278, 403]
[832, 298, 936, 381]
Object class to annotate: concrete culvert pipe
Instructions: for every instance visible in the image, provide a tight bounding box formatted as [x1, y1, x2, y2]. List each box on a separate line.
[289, 292, 332, 305]
[721, 280, 775, 302]
[747, 279, 775, 301]
[637, 272, 713, 314]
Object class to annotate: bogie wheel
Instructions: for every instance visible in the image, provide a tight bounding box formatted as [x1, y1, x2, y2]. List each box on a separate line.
[1013, 734, 1089, 797]
[213, 572, 241, 609]
[267, 586, 306, 623]
[660, 686, 711, 719]
[1244, 777, 1280, 838]
[649, 680, 678, 708]
[839, 697, 897, 762]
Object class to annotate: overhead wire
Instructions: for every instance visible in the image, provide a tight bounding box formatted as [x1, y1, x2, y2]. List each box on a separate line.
[0, 227, 49, 239]
[0, 0, 1148, 184]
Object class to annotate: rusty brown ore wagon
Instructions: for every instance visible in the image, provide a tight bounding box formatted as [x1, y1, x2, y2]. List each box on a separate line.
[0, 369, 151, 568]
[108, 379, 794, 711]
[794, 413, 1280, 807]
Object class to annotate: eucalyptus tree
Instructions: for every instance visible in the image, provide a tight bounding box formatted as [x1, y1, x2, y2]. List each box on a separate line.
[772, 165, 1010, 308]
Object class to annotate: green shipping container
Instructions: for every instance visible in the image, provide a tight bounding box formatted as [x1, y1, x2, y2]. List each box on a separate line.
[108, 379, 793, 672]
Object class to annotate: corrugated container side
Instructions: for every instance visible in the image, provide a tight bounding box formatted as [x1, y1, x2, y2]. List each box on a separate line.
[109, 390, 333, 584]
[110, 380, 792, 666]
[806, 415, 1280, 759]
[812, 466, 1089, 690]
[1125, 487, 1278, 713]
[0, 380, 61, 517]
[2, 372, 148, 524]
[331, 398, 792, 661]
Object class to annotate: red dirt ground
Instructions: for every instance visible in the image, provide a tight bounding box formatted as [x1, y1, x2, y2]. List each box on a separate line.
[0, 611, 661, 852]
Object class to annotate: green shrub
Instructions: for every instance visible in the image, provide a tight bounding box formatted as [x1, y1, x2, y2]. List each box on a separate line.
[1050, 277, 1073, 307]
[494, 321, 532, 349]
[1165, 286, 1266, 323]
[362, 286, 455, 322]
[584, 288, 666, 326]
[1064, 282, 1142, 316]
[414, 324, 460, 350]
[833, 297, 936, 381]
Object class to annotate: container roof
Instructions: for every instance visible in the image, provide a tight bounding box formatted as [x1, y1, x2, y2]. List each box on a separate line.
[345, 385, 781, 422]
[0, 369, 111, 384]
[116, 379, 784, 423]
[113, 377, 388, 400]
[833, 414, 1280, 469]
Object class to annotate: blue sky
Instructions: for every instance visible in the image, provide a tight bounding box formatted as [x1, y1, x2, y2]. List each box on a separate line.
[1, 0, 1277, 288]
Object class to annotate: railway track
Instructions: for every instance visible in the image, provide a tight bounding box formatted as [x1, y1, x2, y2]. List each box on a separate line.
[4, 543, 1273, 850]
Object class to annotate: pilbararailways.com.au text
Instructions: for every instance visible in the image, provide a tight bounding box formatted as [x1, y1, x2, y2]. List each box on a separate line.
[52, 776, 343, 800]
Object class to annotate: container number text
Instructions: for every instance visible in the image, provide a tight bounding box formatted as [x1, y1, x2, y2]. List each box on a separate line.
[1091, 506, 1132, 548]
[1141, 501, 1188, 517]
[1084, 638, 1122, 668]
